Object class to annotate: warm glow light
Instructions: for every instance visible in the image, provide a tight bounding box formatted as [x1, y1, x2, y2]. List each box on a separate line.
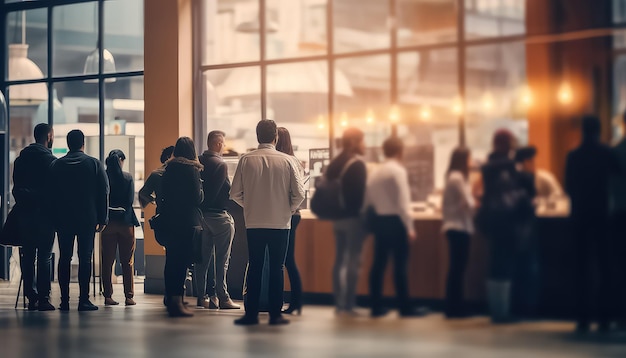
[521, 86, 533, 108]
[366, 109, 375, 124]
[316, 115, 325, 130]
[452, 97, 464, 115]
[389, 105, 400, 123]
[340, 112, 349, 127]
[420, 106, 431, 121]
[558, 82, 573, 105]
[482, 92, 494, 112]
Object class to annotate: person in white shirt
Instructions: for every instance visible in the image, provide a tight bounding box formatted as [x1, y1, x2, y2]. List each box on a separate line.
[364, 136, 421, 318]
[441, 147, 475, 318]
[515, 146, 563, 202]
[230, 119, 305, 326]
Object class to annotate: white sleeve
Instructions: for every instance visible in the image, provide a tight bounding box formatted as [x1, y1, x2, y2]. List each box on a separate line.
[229, 158, 245, 208]
[289, 158, 306, 213]
[396, 167, 415, 236]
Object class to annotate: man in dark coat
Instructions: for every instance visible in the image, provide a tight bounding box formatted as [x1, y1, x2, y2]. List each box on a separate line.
[49, 129, 109, 311]
[12, 123, 57, 311]
[565, 115, 620, 333]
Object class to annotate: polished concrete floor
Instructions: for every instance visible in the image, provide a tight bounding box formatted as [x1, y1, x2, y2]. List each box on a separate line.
[1, 282, 626, 358]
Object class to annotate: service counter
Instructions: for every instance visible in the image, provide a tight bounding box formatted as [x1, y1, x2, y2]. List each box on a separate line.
[226, 204, 575, 317]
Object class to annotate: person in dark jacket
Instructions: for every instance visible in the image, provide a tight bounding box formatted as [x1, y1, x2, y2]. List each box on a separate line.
[160, 137, 204, 317]
[49, 129, 109, 312]
[565, 115, 620, 333]
[101, 150, 140, 307]
[326, 127, 367, 316]
[195, 130, 239, 310]
[12, 123, 57, 311]
[138, 145, 174, 209]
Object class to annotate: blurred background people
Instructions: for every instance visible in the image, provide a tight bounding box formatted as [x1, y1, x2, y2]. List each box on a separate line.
[12, 123, 57, 311]
[101, 150, 140, 306]
[326, 128, 368, 316]
[276, 127, 304, 316]
[441, 147, 474, 319]
[565, 115, 619, 333]
[160, 137, 204, 317]
[364, 136, 421, 318]
[139, 145, 174, 209]
[515, 146, 562, 202]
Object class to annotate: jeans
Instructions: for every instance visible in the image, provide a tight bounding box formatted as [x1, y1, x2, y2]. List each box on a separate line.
[284, 215, 303, 307]
[101, 221, 136, 299]
[18, 212, 55, 301]
[333, 217, 367, 312]
[195, 211, 235, 300]
[369, 215, 410, 312]
[57, 227, 96, 301]
[244, 229, 289, 319]
[164, 227, 196, 297]
[445, 230, 471, 315]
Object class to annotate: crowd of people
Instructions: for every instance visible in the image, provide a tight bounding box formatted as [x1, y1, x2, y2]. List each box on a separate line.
[7, 113, 626, 332]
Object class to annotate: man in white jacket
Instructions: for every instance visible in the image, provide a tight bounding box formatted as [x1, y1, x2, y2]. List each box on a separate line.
[230, 119, 305, 326]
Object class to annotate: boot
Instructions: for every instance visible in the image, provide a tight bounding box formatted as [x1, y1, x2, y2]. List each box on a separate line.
[167, 296, 194, 318]
[487, 280, 512, 324]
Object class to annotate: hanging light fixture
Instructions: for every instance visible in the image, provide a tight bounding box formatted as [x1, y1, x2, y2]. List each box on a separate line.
[83, 47, 117, 83]
[8, 11, 47, 106]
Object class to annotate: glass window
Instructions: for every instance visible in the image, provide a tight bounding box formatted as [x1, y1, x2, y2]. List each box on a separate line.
[397, 48, 459, 195]
[397, 0, 457, 47]
[53, 2, 99, 77]
[202, 67, 262, 154]
[201, 0, 260, 65]
[465, 42, 527, 163]
[616, 0, 626, 24]
[104, 0, 145, 73]
[6, 9, 48, 80]
[266, 0, 327, 59]
[465, 0, 525, 40]
[333, 0, 390, 54]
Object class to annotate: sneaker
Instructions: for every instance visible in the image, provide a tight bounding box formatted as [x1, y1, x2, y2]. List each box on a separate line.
[78, 300, 99, 311]
[219, 298, 241, 310]
[209, 296, 219, 309]
[234, 316, 259, 326]
[269, 316, 290, 326]
[125, 298, 136, 306]
[59, 301, 70, 312]
[38, 300, 56, 312]
[371, 307, 390, 318]
[28, 299, 38, 311]
[104, 298, 120, 306]
[196, 297, 212, 309]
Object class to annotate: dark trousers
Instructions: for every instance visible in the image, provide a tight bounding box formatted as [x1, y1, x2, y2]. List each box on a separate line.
[57, 227, 96, 301]
[245, 229, 289, 319]
[164, 228, 195, 297]
[19, 214, 55, 301]
[445, 230, 470, 315]
[573, 216, 612, 325]
[285, 215, 303, 307]
[101, 221, 136, 299]
[369, 215, 410, 312]
[611, 211, 626, 323]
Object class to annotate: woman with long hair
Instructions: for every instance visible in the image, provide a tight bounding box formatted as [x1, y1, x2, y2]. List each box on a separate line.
[276, 127, 303, 315]
[102, 149, 140, 306]
[160, 137, 204, 317]
[441, 147, 474, 318]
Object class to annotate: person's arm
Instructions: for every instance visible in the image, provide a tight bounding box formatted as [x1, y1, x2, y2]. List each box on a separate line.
[138, 172, 157, 208]
[230, 158, 245, 208]
[126, 175, 136, 209]
[395, 166, 416, 239]
[96, 160, 110, 231]
[540, 170, 563, 199]
[342, 160, 367, 214]
[203, 162, 228, 206]
[289, 158, 305, 213]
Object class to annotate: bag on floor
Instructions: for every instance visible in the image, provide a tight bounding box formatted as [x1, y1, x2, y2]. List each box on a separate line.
[0, 205, 23, 247]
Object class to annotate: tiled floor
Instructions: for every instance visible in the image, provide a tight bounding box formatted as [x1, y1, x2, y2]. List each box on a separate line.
[1, 282, 625, 357]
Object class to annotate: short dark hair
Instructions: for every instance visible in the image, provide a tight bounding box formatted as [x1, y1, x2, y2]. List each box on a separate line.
[382, 136, 403, 158]
[160, 146, 175, 164]
[582, 115, 601, 139]
[67, 129, 85, 152]
[492, 129, 514, 154]
[256, 120, 278, 144]
[276, 127, 294, 156]
[341, 128, 364, 153]
[33, 123, 52, 144]
[514, 146, 537, 163]
[207, 130, 226, 148]
[173, 137, 198, 161]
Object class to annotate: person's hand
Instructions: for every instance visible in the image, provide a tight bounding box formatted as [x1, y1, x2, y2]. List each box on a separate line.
[408, 232, 418, 243]
[95, 224, 106, 233]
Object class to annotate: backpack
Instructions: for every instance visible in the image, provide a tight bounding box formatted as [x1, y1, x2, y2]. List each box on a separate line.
[310, 158, 358, 220]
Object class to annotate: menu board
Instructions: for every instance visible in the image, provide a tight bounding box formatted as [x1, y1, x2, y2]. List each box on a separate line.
[309, 148, 330, 186]
[403, 144, 434, 202]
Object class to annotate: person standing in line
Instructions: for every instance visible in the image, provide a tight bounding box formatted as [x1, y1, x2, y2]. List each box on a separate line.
[441, 147, 475, 319]
[230, 120, 305, 326]
[12, 123, 57, 311]
[515, 146, 562, 202]
[611, 111, 626, 328]
[49, 129, 109, 311]
[160, 137, 204, 318]
[101, 150, 140, 306]
[565, 115, 620, 333]
[326, 128, 368, 316]
[364, 136, 422, 318]
[195, 130, 239, 310]
[138, 145, 174, 209]
[276, 127, 304, 315]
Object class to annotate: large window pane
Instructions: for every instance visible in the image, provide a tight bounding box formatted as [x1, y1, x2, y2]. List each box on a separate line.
[203, 67, 261, 155]
[465, 42, 527, 163]
[398, 48, 458, 197]
[333, 0, 390, 53]
[104, 0, 144, 73]
[53, 2, 99, 77]
[266, 0, 327, 59]
[201, 0, 260, 65]
[6, 9, 48, 80]
[465, 0, 525, 40]
[397, 0, 457, 47]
